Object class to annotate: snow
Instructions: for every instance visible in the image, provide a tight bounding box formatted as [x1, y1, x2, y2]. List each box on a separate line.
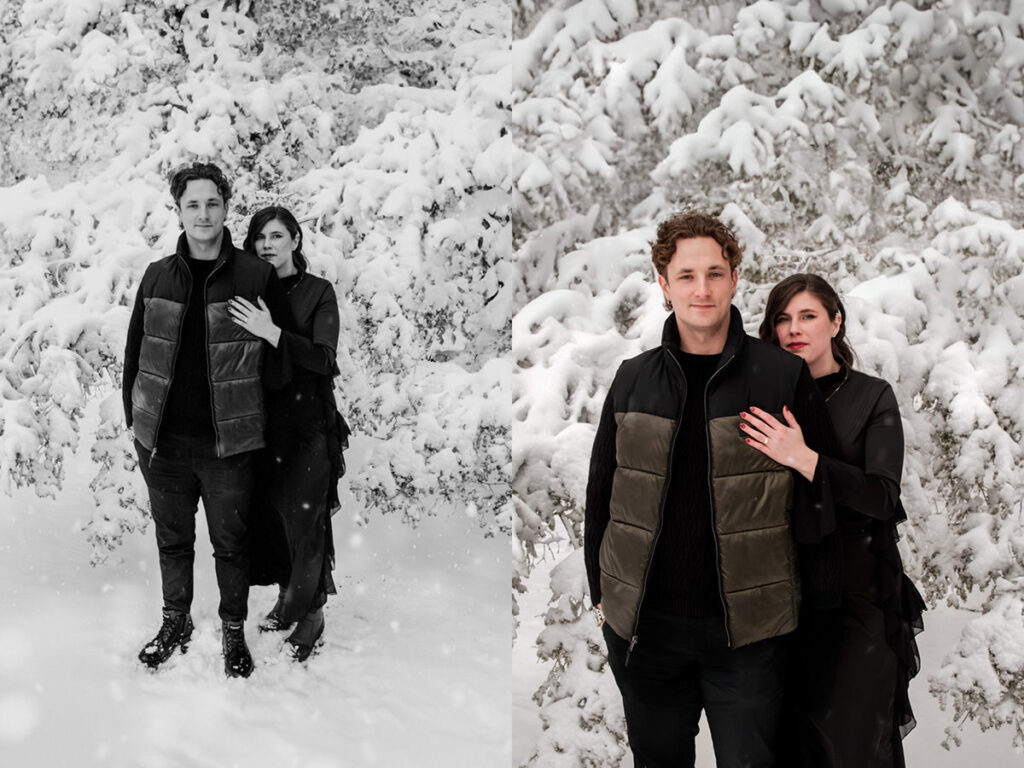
[0, 419, 509, 767]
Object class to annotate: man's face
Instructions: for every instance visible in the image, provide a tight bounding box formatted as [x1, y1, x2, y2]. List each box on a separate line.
[657, 236, 737, 336]
[177, 179, 226, 244]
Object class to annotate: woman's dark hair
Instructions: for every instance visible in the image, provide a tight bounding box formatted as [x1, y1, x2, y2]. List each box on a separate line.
[168, 162, 232, 207]
[243, 206, 307, 274]
[759, 273, 855, 369]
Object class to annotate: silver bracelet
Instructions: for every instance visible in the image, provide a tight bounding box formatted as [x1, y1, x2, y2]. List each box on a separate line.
[593, 605, 605, 625]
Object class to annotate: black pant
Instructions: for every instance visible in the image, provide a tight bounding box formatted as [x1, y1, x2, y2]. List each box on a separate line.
[603, 611, 788, 768]
[135, 434, 254, 623]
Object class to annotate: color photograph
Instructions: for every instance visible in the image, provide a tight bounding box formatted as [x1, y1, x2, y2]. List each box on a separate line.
[510, 2, 1023, 766]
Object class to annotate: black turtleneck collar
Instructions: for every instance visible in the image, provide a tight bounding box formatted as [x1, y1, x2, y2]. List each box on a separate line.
[660, 305, 747, 364]
[174, 228, 235, 265]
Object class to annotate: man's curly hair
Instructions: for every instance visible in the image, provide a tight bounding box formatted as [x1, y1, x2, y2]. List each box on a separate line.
[650, 211, 743, 278]
[168, 162, 232, 207]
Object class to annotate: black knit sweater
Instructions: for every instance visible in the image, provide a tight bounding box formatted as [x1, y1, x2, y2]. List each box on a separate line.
[160, 256, 217, 437]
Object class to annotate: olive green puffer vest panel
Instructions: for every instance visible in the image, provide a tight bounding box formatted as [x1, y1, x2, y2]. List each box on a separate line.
[708, 415, 799, 647]
[598, 411, 675, 641]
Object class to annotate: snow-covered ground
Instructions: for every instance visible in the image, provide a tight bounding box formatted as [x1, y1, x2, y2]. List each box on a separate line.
[0, 443, 509, 768]
[513, 545, 1022, 767]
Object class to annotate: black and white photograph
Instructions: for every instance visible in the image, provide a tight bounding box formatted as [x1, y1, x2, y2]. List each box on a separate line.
[0, 1, 510, 766]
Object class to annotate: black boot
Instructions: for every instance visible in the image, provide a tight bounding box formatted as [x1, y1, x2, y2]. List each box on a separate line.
[222, 621, 254, 678]
[258, 589, 290, 632]
[139, 610, 194, 668]
[285, 608, 324, 662]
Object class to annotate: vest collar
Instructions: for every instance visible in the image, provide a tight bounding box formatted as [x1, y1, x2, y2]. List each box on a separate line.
[174, 228, 236, 267]
[660, 304, 748, 365]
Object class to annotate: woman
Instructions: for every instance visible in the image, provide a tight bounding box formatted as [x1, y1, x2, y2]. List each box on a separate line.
[228, 205, 343, 661]
[739, 273, 925, 768]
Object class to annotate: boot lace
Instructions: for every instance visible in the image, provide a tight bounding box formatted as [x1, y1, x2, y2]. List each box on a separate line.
[223, 623, 245, 652]
[156, 613, 184, 646]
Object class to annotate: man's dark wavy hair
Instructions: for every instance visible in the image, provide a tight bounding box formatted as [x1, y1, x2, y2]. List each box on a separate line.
[168, 162, 232, 207]
[650, 211, 743, 278]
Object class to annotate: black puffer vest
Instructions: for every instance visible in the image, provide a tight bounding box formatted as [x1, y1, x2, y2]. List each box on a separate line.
[127, 232, 272, 457]
[600, 307, 806, 649]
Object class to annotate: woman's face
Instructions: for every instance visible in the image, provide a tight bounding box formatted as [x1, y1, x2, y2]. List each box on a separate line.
[253, 218, 298, 277]
[774, 290, 841, 374]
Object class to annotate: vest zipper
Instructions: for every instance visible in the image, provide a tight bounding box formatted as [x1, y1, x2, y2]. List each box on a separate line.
[204, 258, 226, 457]
[624, 348, 688, 667]
[705, 352, 736, 647]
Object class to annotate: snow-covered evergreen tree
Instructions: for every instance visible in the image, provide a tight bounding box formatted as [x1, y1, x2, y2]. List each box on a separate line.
[510, 1, 1024, 761]
[0, 0, 513, 563]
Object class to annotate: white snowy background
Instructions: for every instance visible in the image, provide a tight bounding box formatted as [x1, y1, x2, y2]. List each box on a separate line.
[510, 1, 1024, 766]
[0, 1, 511, 766]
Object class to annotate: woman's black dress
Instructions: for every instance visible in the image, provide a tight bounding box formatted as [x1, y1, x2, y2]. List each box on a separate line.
[789, 367, 926, 768]
[250, 271, 343, 624]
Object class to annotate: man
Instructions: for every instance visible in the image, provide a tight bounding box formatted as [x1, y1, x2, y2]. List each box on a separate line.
[123, 162, 291, 678]
[584, 211, 839, 766]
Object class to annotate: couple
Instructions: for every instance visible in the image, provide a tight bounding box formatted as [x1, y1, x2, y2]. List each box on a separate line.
[585, 211, 926, 767]
[122, 162, 346, 678]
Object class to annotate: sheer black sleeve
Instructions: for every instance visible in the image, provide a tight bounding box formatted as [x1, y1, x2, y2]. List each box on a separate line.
[817, 383, 904, 520]
[584, 389, 617, 608]
[277, 282, 340, 375]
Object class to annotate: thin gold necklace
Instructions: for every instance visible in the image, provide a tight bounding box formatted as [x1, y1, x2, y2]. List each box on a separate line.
[824, 366, 850, 402]
[283, 271, 304, 295]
